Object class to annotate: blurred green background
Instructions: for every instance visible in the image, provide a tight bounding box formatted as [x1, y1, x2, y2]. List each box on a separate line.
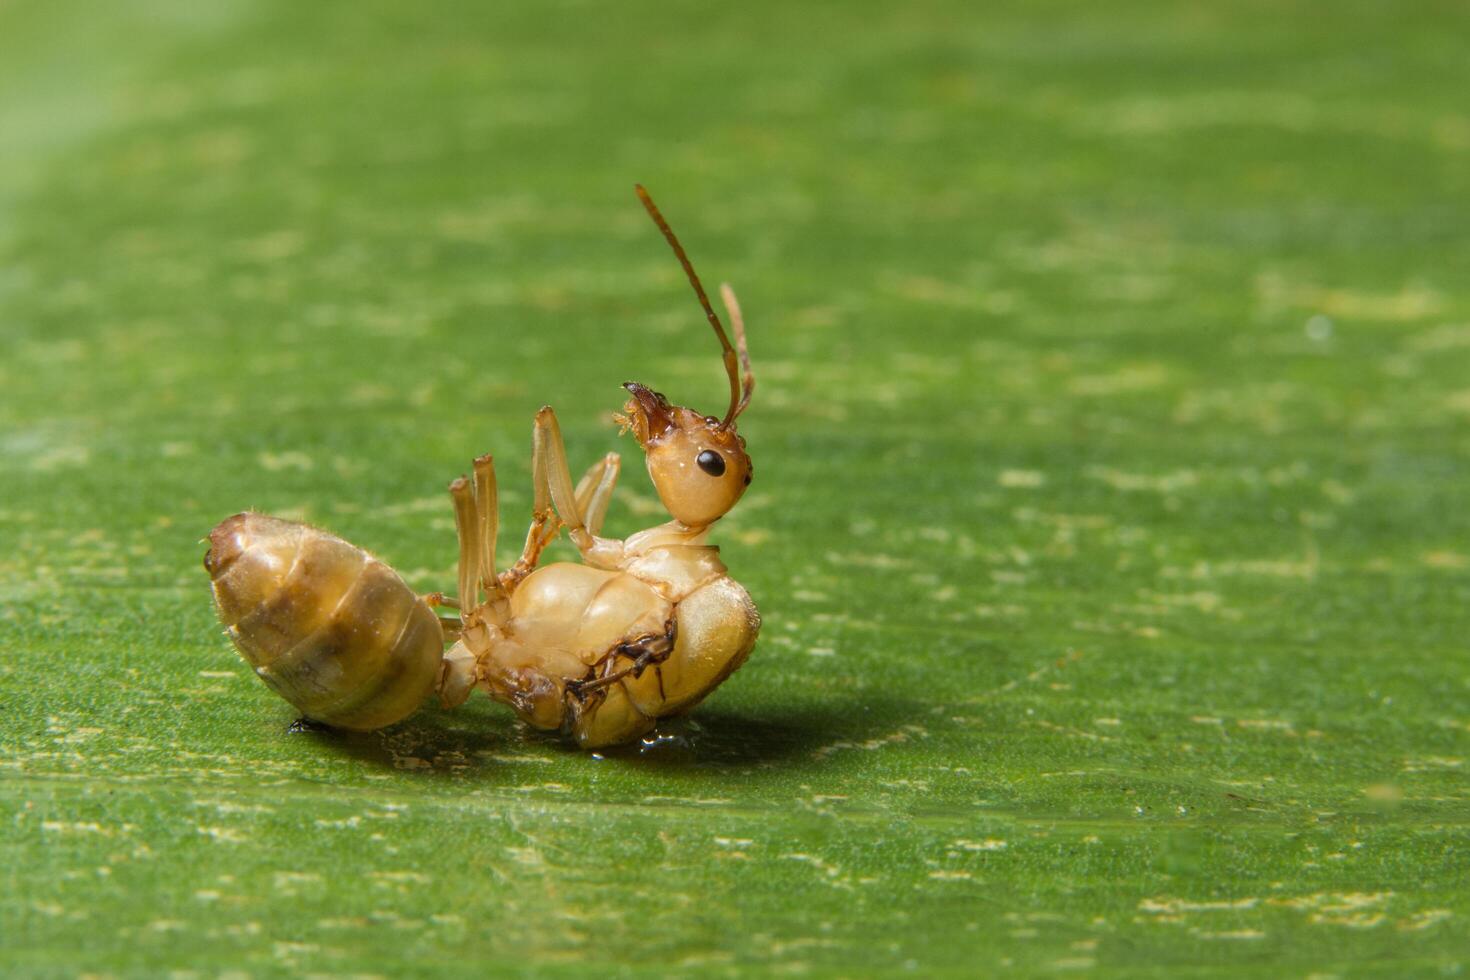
[2, 0, 1467, 975]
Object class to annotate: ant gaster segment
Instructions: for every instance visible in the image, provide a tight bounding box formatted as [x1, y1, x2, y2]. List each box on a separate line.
[205, 186, 760, 747]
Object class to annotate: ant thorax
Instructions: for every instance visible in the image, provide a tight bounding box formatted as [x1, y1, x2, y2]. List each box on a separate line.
[619, 521, 730, 602]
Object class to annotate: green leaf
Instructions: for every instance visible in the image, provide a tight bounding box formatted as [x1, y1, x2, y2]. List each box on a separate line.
[2, 0, 1467, 975]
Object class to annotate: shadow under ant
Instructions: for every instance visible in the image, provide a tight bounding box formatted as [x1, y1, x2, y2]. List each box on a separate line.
[287, 689, 923, 776]
[598, 691, 926, 770]
[286, 699, 521, 777]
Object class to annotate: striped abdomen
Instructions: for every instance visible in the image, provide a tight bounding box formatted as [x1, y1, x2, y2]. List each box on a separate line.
[204, 513, 443, 731]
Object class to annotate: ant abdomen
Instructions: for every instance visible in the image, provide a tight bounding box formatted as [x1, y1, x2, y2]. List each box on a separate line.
[205, 512, 442, 731]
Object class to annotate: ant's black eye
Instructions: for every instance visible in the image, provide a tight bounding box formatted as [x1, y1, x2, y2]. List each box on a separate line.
[696, 450, 726, 477]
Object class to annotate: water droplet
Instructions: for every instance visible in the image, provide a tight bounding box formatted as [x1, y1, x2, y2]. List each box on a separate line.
[639, 731, 691, 754]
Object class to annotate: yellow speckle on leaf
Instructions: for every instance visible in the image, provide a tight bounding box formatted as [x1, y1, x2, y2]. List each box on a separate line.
[1049, 957, 1096, 970]
[1402, 756, 1463, 772]
[258, 451, 314, 471]
[1088, 466, 1198, 493]
[32, 446, 91, 472]
[999, 469, 1046, 488]
[1421, 551, 1468, 570]
[1140, 897, 1260, 915]
[1237, 718, 1294, 732]
[1068, 363, 1169, 396]
[1398, 909, 1453, 932]
[1363, 783, 1404, 802]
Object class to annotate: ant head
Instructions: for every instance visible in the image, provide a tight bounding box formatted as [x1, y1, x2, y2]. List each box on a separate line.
[619, 186, 755, 529]
[621, 382, 752, 527]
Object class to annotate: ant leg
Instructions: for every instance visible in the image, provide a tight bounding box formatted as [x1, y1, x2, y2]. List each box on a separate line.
[507, 407, 627, 578]
[472, 454, 500, 595]
[567, 621, 677, 700]
[438, 616, 463, 643]
[532, 406, 587, 532]
[506, 451, 624, 587]
[449, 475, 483, 612]
[494, 410, 578, 593]
[496, 514, 552, 595]
[535, 409, 628, 568]
[576, 452, 621, 538]
[449, 454, 510, 609]
[439, 461, 497, 706]
[529, 450, 621, 549]
[521, 451, 611, 556]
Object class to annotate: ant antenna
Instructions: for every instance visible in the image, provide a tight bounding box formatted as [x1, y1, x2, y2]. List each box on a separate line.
[635, 184, 743, 428]
[720, 282, 754, 419]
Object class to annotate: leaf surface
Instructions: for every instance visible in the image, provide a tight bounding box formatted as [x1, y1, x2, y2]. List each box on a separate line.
[1, 1, 1467, 975]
